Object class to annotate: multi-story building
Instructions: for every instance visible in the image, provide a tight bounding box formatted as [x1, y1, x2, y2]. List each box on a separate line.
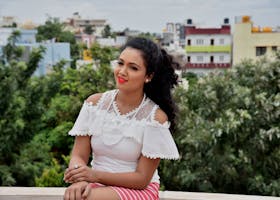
[233, 16, 280, 65]
[64, 12, 107, 38]
[162, 22, 183, 47]
[0, 28, 70, 76]
[184, 18, 232, 74]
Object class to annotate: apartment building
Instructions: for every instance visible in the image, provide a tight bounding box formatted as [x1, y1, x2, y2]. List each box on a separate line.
[184, 19, 232, 74]
[64, 12, 107, 38]
[233, 16, 280, 65]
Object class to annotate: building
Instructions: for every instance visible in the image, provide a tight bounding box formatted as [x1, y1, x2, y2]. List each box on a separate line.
[0, 16, 18, 27]
[0, 28, 37, 46]
[184, 18, 232, 74]
[0, 28, 71, 76]
[233, 16, 280, 65]
[64, 12, 107, 38]
[33, 42, 71, 76]
[162, 22, 183, 47]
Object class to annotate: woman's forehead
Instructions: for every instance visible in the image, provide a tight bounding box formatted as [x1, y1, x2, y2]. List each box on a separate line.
[119, 47, 145, 66]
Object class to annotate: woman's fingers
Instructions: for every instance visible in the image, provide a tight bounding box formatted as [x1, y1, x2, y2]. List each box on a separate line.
[64, 181, 88, 200]
[82, 183, 91, 199]
[64, 166, 88, 183]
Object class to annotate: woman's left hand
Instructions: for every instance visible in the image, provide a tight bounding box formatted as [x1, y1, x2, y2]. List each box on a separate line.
[64, 165, 96, 183]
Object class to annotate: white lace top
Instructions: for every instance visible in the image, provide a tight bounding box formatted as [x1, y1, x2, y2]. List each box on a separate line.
[68, 89, 179, 183]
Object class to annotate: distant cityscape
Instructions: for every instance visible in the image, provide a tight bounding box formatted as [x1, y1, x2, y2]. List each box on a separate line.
[0, 13, 280, 76]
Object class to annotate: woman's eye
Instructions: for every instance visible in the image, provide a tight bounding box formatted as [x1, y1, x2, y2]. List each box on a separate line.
[117, 61, 123, 66]
[130, 66, 138, 71]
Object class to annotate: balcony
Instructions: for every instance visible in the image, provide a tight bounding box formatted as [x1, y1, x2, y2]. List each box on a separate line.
[185, 63, 231, 69]
[185, 45, 231, 53]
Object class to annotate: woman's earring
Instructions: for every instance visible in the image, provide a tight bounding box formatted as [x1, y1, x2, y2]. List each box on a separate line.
[145, 79, 149, 83]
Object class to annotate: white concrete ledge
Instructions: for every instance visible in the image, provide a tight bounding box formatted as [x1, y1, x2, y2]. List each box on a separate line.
[0, 187, 280, 200]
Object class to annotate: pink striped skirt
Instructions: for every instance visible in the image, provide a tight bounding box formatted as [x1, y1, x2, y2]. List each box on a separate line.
[90, 182, 160, 200]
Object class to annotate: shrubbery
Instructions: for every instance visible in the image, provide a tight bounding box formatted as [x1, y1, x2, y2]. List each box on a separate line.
[160, 57, 280, 196]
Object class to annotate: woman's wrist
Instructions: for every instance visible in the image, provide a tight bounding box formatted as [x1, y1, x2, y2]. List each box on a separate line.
[91, 169, 100, 182]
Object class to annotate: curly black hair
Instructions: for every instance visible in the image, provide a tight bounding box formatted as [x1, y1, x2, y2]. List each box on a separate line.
[121, 37, 179, 133]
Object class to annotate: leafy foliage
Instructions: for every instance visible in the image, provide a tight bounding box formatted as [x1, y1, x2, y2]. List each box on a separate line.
[160, 57, 280, 196]
[0, 32, 46, 185]
[0, 37, 115, 186]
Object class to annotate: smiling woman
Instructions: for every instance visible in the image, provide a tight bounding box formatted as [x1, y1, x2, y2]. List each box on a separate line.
[63, 37, 180, 200]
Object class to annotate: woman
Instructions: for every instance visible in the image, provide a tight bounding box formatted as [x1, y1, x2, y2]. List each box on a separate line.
[63, 37, 180, 200]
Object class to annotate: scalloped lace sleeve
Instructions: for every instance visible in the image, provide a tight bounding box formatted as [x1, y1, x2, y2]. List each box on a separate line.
[142, 123, 180, 160]
[68, 101, 93, 136]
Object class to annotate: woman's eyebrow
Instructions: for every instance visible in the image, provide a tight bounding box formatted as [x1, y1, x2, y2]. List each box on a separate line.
[118, 57, 141, 67]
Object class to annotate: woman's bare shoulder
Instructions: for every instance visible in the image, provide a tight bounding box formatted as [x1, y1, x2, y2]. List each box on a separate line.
[86, 93, 103, 105]
[154, 108, 168, 124]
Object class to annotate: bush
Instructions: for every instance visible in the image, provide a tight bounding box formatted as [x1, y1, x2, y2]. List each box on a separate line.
[160, 57, 280, 196]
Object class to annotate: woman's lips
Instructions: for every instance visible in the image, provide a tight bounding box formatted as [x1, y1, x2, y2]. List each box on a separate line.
[118, 77, 127, 84]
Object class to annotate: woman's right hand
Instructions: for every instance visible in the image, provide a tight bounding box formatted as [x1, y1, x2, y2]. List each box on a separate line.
[64, 181, 88, 200]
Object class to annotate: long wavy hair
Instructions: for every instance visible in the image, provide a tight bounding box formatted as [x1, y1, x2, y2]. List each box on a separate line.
[121, 37, 179, 133]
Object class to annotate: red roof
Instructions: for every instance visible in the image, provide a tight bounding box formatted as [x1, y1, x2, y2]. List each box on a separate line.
[186, 25, 230, 35]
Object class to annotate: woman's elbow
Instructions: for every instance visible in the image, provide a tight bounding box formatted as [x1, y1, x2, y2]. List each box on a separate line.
[135, 178, 151, 190]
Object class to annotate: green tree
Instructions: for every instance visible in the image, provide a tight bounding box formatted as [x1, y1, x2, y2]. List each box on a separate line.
[90, 42, 119, 65]
[1, 29, 118, 186]
[36, 17, 80, 68]
[84, 25, 94, 35]
[0, 33, 45, 185]
[2, 30, 23, 62]
[102, 24, 112, 38]
[160, 56, 280, 196]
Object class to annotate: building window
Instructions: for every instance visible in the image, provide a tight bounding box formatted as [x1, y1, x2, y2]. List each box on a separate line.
[210, 56, 214, 63]
[219, 55, 224, 62]
[187, 39, 191, 45]
[210, 39, 214, 45]
[196, 56, 203, 62]
[219, 38, 224, 45]
[196, 39, 204, 45]
[256, 47, 267, 56]
[272, 46, 277, 51]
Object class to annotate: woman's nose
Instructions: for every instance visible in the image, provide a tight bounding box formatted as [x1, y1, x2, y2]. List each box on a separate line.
[119, 66, 127, 75]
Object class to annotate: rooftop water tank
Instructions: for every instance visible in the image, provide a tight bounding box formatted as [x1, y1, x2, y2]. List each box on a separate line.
[242, 16, 251, 23]
[262, 27, 272, 32]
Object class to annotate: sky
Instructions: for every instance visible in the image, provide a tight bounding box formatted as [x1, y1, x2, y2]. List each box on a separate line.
[0, 0, 279, 33]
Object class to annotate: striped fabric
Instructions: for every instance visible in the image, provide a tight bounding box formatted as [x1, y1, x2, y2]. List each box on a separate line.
[90, 182, 160, 200]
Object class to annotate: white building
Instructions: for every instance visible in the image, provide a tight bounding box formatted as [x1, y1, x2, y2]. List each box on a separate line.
[184, 18, 232, 75]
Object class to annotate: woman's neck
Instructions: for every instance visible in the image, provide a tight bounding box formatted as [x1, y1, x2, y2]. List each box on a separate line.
[115, 89, 145, 108]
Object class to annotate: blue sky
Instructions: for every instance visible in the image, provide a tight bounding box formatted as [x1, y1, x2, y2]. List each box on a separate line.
[0, 0, 279, 33]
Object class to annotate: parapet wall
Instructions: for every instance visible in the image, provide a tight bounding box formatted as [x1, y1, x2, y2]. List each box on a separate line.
[0, 187, 280, 200]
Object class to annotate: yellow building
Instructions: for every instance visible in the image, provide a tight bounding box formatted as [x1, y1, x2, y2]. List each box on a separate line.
[233, 16, 280, 65]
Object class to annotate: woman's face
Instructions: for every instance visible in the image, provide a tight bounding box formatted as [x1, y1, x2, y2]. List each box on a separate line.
[114, 47, 150, 93]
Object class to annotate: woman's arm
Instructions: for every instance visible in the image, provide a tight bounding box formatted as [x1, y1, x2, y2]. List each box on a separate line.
[67, 93, 102, 169]
[64, 136, 91, 183]
[96, 156, 160, 189]
[68, 136, 91, 168]
[65, 155, 160, 190]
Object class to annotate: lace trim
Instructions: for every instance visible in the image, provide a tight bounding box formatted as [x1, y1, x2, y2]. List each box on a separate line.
[142, 151, 180, 160]
[95, 92, 105, 108]
[68, 130, 91, 136]
[150, 105, 159, 122]
[112, 92, 147, 118]
[84, 101, 170, 128]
